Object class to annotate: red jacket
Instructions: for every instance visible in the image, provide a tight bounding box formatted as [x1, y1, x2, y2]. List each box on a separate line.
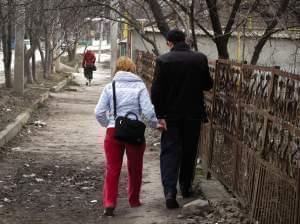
[82, 50, 96, 67]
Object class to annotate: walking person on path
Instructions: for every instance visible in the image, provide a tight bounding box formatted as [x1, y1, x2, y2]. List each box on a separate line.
[95, 56, 160, 217]
[151, 29, 214, 209]
[82, 49, 96, 86]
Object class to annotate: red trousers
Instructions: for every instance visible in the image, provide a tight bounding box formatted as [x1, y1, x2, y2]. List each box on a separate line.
[102, 128, 145, 208]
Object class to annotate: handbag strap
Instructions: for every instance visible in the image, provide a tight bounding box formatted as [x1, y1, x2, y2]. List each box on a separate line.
[125, 112, 138, 120]
[112, 81, 117, 119]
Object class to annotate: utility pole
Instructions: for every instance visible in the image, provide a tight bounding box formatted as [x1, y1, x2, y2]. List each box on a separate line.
[14, 0, 25, 95]
[110, 0, 119, 76]
[98, 20, 104, 63]
[54, 14, 61, 72]
[242, 23, 246, 63]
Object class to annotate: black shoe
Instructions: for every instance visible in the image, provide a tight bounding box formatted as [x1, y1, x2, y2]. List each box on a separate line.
[166, 198, 179, 209]
[103, 207, 115, 217]
[181, 187, 194, 198]
[165, 193, 179, 209]
[86, 81, 88, 86]
[181, 189, 194, 198]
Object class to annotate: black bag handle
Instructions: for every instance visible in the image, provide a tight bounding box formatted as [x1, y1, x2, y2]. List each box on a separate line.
[125, 112, 138, 120]
[112, 81, 117, 119]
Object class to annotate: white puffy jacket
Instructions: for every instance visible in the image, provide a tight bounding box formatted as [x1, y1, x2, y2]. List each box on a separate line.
[95, 71, 157, 128]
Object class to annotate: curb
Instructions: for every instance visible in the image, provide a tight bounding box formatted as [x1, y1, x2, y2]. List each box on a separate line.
[197, 173, 231, 203]
[0, 74, 73, 148]
[0, 91, 49, 148]
[50, 74, 74, 92]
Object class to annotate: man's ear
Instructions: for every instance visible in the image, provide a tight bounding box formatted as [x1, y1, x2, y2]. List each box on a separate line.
[166, 41, 173, 48]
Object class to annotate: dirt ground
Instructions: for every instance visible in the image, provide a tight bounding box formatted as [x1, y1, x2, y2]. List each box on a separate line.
[0, 65, 249, 224]
[0, 73, 71, 132]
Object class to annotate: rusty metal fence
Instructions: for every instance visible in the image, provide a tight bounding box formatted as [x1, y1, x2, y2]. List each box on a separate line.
[135, 50, 300, 224]
[135, 50, 156, 89]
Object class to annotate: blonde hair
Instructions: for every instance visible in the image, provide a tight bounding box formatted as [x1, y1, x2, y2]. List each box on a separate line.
[114, 56, 136, 75]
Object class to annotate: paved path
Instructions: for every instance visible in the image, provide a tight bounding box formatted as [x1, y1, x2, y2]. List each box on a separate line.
[0, 64, 187, 224]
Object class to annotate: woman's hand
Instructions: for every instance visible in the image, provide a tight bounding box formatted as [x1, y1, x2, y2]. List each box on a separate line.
[156, 119, 167, 131]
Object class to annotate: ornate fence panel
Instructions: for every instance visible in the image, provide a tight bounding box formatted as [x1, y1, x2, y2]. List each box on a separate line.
[209, 59, 300, 224]
[135, 50, 300, 224]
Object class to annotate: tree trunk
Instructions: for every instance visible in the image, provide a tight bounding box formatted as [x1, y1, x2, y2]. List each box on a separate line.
[45, 41, 50, 78]
[145, 0, 170, 37]
[50, 49, 54, 74]
[24, 48, 33, 84]
[44, 27, 51, 78]
[39, 0, 48, 78]
[205, 0, 230, 59]
[250, 0, 290, 64]
[68, 40, 78, 62]
[24, 55, 33, 84]
[30, 37, 37, 82]
[190, 0, 198, 51]
[38, 40, 46, 78]
[45, 43, 50, 77]
[1, 24, 12, 88]
[32, 50, 36, 81]
[216, 37, 230, 59]
[250, 33, 271, 65]
[0, 1, 13, 88]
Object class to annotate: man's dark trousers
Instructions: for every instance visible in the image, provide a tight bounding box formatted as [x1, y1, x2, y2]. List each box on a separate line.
[160, 119, 201, 198]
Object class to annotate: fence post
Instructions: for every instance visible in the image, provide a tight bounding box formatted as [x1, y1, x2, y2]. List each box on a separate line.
[250, 162, 266, 222]
[233, 62, 244, 192]
[259, 67, 276, 160]
[294, 169, 300, 224]
[206, 60, 219, 179]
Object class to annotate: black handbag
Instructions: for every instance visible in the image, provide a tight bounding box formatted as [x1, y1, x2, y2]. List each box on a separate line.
[112, 81, 146, 145]
[85, 64, 96, 71]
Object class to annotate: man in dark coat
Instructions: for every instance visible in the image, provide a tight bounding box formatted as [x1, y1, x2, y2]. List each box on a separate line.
[151, 29, 213, 209]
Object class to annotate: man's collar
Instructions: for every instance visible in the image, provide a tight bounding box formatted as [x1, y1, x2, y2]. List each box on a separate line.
[171, 42, 190, 51]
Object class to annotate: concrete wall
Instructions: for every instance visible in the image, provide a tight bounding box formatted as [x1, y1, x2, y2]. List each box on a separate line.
[131, 31, 300, 74]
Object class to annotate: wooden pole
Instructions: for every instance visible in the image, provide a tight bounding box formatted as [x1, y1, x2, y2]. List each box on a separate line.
[14, 0, 25, 95]
[110, 0, 118, 77]
[294, 169, 300, 224]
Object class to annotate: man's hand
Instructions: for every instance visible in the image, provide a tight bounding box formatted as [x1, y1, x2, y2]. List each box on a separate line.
[157, 119, 167, 131]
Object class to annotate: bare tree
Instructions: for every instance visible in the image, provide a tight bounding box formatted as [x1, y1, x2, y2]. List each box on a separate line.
[0, 0, 14, 88]
[250, 0, 292, 64]
[141, 0, 297, 63]
[1, 0, 296, 89]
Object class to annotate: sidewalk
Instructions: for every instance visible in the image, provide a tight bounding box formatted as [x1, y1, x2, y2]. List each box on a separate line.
[0, 64, 186, 224]
[0, 72, 73, 147]
[0, 71, 5, 86]
[0, 63, 248, 224]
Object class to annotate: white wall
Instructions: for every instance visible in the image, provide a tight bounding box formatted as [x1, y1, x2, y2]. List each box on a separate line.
[131, 31, 300, 74]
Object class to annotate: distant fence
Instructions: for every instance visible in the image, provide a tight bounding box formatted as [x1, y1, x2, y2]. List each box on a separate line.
[135, 50, 300, 224]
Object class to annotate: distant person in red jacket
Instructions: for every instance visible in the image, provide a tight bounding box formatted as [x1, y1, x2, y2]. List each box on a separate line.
[82, 50, 96, 86]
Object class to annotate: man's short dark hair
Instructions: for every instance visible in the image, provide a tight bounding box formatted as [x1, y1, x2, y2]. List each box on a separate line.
[166, 29, 186, 43]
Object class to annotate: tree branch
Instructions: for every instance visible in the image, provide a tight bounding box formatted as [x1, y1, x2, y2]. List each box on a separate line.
[224, 0, 242, 36]
[251, 0, 291, 64]
[144, 0, 170, 37]
[205, 0, 223, 37]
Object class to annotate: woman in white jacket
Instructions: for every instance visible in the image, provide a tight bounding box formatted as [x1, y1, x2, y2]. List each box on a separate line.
[95, 56, 159, 216]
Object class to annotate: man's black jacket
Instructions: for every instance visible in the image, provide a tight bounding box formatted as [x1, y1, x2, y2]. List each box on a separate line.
[151, 42, 213, 120]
